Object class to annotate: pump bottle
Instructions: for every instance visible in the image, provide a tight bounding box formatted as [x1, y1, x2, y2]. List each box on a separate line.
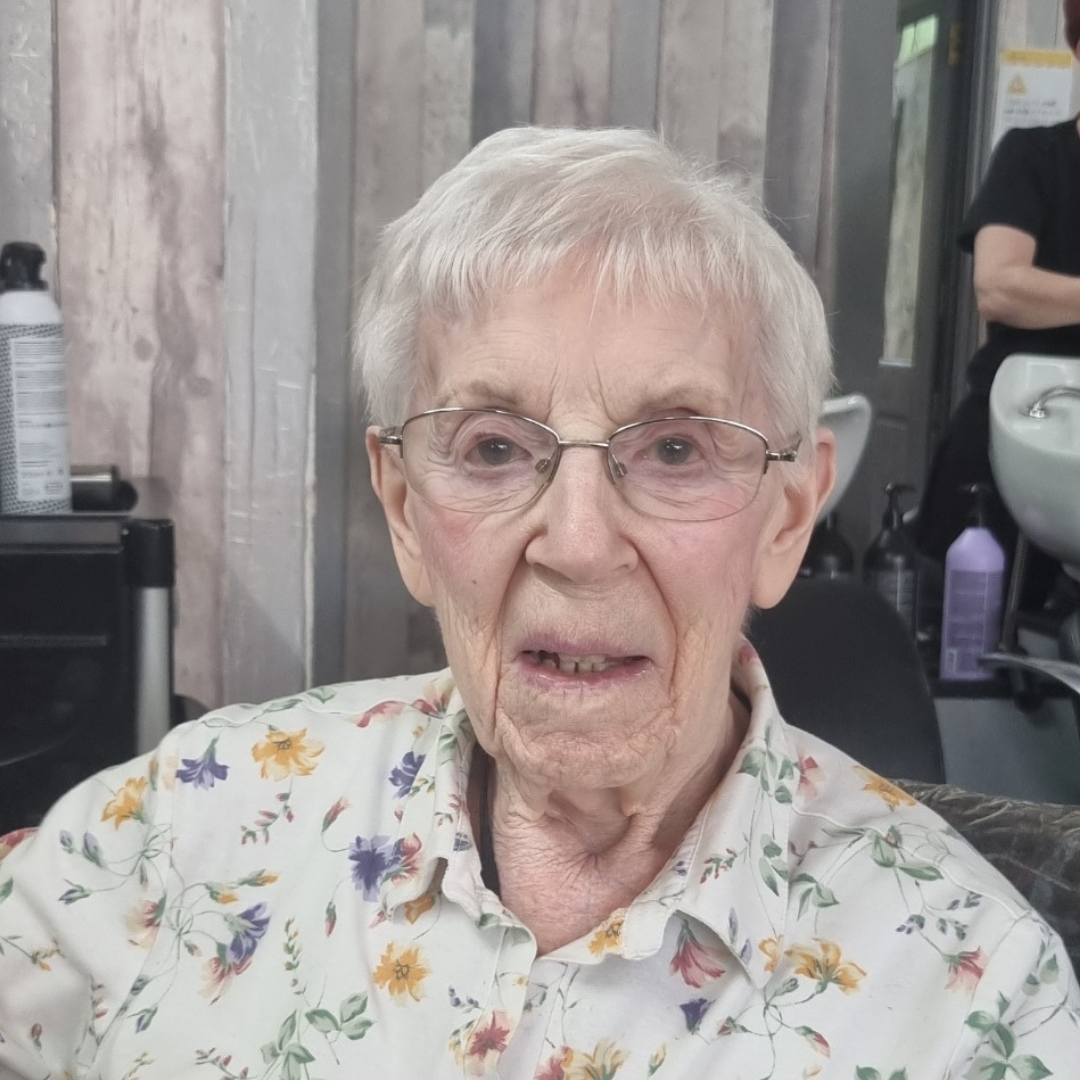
[863, 482, 919, 631]
[939, 483, 1006, 681]
[0, 241, 71, 514]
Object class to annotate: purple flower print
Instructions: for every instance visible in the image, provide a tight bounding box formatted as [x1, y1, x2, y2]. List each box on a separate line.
[388, 751, 425, 798]
[680, 997, 711, 1034]
[226, 903, 270, 966]
[349, 834, 400, 900]
[177, 739, 229, 789]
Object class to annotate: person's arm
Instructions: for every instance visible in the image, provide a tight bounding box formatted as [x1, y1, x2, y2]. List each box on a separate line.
[972, 224, 1080, 329]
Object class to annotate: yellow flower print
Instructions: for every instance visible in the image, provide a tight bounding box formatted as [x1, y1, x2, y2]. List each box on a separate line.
[758, 936, 783, 974]
[374, 941, 429, 1003]
[785, 939, 866, 994]
[587, 911, 625, 957]
[404, 893, 436, 924]
[102, 776, 149, 829]
[564, 1039, 628, 1080]
[855, 766, 916, 809]
[251, 728, 324, 781]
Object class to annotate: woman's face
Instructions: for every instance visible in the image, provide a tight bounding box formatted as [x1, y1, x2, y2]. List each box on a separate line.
[369, 274, 830, 797]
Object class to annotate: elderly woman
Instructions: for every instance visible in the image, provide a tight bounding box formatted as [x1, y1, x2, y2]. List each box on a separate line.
[0, 128, 1077, 1079]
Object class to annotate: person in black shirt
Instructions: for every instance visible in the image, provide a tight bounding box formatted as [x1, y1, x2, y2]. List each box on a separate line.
[915, 0, 1080, 608]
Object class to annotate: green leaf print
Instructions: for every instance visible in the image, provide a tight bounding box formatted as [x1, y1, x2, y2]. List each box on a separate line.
[965, 1010, 997, 1034]
[758, 857, 780, 896]
[1011, 1054, 1052, 1080]
[305, 1009, 339, 1034]
[0, 878, 12, 904]
[276, 1012, 298, 1051]
[340, 993, 368, 1023]
[871, 835, 898, 868]
[306, 686, 336, 704]
[897, 862, 943, 882]
[265, 698, 303, 713]
[738, 749, 766, 778]
[988, 1022, 1016, 1059]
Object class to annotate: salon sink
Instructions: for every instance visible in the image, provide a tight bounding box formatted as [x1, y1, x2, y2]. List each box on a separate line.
[990, 353, 1080, 578]
[817, 393, 872, 521]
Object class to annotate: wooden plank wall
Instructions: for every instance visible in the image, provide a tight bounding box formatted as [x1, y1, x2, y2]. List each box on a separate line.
[54, 2, 227, 710]
[343, 0, 792, 681]
[2, 0, 829, 707]
[0, 1, 55, 276]
[222, 0, 319, 703]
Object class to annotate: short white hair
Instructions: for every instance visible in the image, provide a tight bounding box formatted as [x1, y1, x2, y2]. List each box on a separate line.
[354, 126, 833, 444]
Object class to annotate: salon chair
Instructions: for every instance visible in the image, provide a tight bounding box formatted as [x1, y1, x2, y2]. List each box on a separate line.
[749, 575, 946, 783]
[749, 576, 1080, 976]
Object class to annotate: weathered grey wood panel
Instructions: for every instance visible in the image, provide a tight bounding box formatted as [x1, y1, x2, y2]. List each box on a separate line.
[533, 0, 614, 126]
[714, 0, 775, 197]
[658, 0, 727, 161]
[341, 0, 839, 683]
[610, 0, 663, 129]
[471, 0, 537, 142]
[423, 0, 477, 187]
[55, 1, 227, 710]
[763, 0, 833, 270]
[223, 0, 319, 703]
[346, 0, 436, 681]
[0, 1, 55, 273]
[311, 0, 359, 688]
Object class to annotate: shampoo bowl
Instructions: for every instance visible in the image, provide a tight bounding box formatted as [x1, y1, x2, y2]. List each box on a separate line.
[817, 393, 872, 521]
[990, 354, 1080, 578]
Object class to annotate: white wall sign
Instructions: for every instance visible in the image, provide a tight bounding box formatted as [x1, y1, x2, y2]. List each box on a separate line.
[991, 48, 1075, 147]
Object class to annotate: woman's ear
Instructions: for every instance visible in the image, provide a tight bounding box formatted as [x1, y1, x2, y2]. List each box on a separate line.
[366, 427, 435, 606]
[750, 426, 837, 610]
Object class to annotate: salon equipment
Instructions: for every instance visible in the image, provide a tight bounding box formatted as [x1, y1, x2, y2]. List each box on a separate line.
[0, 476, 175, 833]
[939, 484, 1006, 682]
[816, 393, 871, 521]
[749, 576, 945, 783]
[990, 353, 1080, 578]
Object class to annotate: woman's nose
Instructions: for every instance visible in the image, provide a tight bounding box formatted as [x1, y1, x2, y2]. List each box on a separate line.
[523, 446, 638, 584]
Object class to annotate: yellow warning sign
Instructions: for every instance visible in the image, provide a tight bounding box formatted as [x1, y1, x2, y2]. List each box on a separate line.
[1006, 74, 1027, 95]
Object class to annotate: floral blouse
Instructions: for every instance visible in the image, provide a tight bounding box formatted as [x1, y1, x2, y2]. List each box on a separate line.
[1, 643, 1078, 1080]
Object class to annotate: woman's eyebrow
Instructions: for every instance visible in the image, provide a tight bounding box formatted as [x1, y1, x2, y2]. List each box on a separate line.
[629, 384, 737, 417]
[431, 381, 526, 411]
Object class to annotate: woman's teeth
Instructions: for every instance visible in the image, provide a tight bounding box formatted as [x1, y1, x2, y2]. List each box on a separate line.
[530, 651, 625, 674]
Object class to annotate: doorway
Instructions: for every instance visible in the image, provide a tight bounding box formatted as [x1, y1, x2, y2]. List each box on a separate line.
[873, 0, 983, 528]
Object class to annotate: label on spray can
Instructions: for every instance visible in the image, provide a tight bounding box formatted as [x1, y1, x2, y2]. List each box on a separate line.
[0, 323, 71, 513]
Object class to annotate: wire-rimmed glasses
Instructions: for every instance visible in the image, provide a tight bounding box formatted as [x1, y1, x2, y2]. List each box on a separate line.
[378, 407, 798, 522]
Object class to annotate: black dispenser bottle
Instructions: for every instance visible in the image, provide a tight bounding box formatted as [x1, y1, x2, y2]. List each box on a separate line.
[800, 512, 856, 580]
[863, 482, 920, 631]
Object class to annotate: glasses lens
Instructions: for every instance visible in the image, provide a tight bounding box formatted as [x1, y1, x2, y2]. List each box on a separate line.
[609, 418, 766, 521]
[401, 410, 557, 512]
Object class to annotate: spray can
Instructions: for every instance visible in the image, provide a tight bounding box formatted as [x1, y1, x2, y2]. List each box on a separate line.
[0, 242, 72, 514]
[939, 483, 1007, 681]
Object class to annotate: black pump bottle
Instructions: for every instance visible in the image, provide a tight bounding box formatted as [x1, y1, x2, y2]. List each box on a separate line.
[863, 482, 920, 631]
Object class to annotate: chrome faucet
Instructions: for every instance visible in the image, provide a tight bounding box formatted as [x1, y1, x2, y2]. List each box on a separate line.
[1023, 385, 1080, 419]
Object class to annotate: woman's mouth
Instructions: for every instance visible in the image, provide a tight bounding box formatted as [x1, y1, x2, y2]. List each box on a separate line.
[521, 650, 644, 675]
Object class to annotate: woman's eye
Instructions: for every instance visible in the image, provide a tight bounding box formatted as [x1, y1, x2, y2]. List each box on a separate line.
[652, 436, 696, 466]
[474, 437, 518, 466]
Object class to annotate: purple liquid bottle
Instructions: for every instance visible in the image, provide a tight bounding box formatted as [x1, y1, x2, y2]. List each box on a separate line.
[939, 484, 1006, 681]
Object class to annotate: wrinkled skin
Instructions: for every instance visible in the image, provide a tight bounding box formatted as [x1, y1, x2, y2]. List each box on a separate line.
[368, 273, 834, 951]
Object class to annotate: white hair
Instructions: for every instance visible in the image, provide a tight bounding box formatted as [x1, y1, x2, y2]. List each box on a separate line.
[354, 126, 833, 446]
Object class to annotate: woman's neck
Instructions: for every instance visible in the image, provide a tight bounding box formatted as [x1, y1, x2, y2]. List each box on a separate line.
[470, 694, 748, 954]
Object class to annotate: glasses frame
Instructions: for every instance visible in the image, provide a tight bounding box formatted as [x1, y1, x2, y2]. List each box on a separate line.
[378, 406, 799, 520]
